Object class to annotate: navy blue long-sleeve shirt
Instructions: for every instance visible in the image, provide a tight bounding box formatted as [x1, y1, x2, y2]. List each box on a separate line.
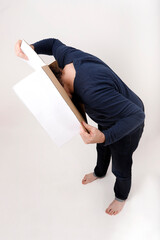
[32, 38, 145, 146]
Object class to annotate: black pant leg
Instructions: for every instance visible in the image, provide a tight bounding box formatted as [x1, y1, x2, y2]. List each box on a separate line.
[94, 125, 112, 177]
[94, 143, 111, 177]
[110, 123, 144, 200]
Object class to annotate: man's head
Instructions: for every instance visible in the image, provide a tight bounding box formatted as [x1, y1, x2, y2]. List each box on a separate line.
[49, 61, 73, 99]
[49, 61, 63, 85]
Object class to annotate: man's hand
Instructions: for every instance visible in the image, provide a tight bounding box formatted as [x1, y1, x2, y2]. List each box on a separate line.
[15, 39, 34, 60]
[80, 121, 105, 144]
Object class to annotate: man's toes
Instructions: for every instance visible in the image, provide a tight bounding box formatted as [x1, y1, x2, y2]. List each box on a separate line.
[106, 207, 117, 215]
[82, 178, 86, 184]
[82, 176, 87, 182]
[82, 175, 90, 184]
[82, 180, 87, 184]
[110, 210, 115, 215]
[105, 208, 110, 214]
[106, 208, 112, 215]
[110, 210, 114, 215]
[113, 211, 118, 215]
[112, 211, 117, 215]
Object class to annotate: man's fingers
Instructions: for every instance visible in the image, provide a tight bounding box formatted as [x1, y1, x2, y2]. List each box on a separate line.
[80, 125, 84, 133]
[80, 131, 91, 144]
[80, 123, 88, 133]
[81, 121, 93, 132]
[15, 39, 29, 60]
[17, 52, 28, 60]
[80, 125, 89, 135]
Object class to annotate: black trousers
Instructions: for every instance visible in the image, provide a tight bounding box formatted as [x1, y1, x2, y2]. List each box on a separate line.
[94, 122, 145, 200]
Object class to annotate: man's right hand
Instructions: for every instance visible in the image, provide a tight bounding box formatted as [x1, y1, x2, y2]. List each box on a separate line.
[15, 39, 34, 60]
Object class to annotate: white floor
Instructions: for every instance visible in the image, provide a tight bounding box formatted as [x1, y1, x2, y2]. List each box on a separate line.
[1, 120, 160, 240]
[1, 1, 160, 239]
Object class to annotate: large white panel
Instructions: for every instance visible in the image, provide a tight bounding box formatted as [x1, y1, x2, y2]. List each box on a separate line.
[13, 68, 80, 147]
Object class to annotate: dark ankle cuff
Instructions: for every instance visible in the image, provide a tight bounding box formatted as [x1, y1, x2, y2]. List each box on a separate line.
[93, 172, 98, 177]
[115, 197, 126, 202]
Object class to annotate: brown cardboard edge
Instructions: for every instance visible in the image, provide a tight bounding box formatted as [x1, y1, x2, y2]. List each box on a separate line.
[42, 64, 85, 124]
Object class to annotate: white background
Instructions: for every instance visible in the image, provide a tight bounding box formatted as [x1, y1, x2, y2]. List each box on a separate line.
[0, 0, 160, 239]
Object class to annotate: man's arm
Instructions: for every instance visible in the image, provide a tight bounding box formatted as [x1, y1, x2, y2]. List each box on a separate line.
[31, 38, 67, 68]
[31, 38, 85, 69]
[31, 38, 92, 69]
[31, 38, 60, 55]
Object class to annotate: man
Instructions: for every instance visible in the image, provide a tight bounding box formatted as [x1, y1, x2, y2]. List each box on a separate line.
[15, 38, 145, 216]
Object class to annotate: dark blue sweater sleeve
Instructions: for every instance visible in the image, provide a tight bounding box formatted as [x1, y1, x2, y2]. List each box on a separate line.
[31, 38, 85, 69]
[87, 87, 145, 146]
[31, 38, 55, 55]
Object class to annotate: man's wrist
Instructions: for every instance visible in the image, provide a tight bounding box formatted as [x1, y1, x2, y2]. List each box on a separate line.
[30, 44, 34, 50]
[100, 132, 105, 143]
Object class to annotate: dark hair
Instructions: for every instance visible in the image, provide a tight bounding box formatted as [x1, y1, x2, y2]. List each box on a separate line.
[49, 61, 63, 84]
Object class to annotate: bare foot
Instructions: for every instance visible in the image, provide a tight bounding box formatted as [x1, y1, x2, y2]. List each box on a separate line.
[105, 199, 126, 215]
[82, 172, 98, 184]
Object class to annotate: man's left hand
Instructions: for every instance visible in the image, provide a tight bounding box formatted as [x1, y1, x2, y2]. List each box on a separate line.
[80, 121, 105, 144]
